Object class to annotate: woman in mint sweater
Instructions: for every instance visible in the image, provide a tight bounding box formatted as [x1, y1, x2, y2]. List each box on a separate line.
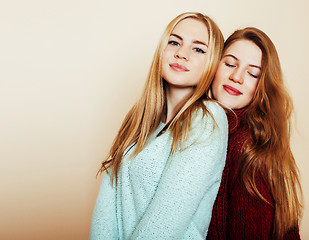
[90, 12, 228, 240]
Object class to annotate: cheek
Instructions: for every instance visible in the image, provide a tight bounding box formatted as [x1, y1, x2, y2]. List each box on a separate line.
[211, 77, 221, 99]
[161, 51, 172, 75]
[163, 46, 175, 59]
[193, 57, 207, 75]
[213, 64, 226, 83]
[162, 51, 169, 65]
[162, 48, 171, 63]
[247, 80, 259, 97]
[243, 81, 259, 106]
[161, 54, 169, 78]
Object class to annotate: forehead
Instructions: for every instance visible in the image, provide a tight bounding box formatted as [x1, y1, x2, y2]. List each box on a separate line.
[172, 18, 209, 43]
[224, 40, 262, 66]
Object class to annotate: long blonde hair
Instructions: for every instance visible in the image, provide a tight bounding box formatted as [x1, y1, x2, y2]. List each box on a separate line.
[98, 12, 224, 182]
[224, 28, 303, 239]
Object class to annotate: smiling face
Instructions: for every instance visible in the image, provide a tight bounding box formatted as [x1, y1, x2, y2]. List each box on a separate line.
[161, 18, 209, 91]
[211, 39, 262, 109]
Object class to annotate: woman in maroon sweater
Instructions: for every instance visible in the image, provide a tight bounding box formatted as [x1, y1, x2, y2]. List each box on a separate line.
[207, 28, 303, 239]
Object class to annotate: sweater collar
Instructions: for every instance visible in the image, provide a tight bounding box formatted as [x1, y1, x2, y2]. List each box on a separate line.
[227, 108, 247, 134]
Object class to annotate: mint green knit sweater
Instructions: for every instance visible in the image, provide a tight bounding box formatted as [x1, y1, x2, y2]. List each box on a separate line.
[90, 101, 228, 240]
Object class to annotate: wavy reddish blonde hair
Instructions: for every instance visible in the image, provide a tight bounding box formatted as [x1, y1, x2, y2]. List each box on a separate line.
[224, 27, 303, 239]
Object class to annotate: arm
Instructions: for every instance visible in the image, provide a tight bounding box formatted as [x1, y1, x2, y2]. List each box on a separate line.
[89, 172, 118, 240]
[130, 102, 228, 240]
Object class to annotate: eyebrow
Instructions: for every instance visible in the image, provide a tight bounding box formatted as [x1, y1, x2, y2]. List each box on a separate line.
[223, 54, 261, 69]
[170, 33, 208, 47]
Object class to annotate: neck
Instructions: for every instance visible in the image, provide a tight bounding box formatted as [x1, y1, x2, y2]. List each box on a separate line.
[165, 84, 194, 123]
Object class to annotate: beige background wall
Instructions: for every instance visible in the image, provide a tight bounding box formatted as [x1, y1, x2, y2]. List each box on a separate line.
[1, 0, 308, 239]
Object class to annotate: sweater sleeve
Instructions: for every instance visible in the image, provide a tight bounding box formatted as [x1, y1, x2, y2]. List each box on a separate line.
[130, 102, 228, 240]
[89, 172, 118, 240]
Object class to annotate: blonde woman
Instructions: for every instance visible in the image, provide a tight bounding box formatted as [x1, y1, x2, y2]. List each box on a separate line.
[90, 12, 228, 239]
[207, 27, 303, 240]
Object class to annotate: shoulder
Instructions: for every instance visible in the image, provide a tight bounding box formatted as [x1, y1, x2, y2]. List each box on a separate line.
[204, 100, 225, 113]
[205, 100, 227, 123]
[204, 100, 226, 115]
[185, 100, 228, 147]
[193, 100, 228, 130]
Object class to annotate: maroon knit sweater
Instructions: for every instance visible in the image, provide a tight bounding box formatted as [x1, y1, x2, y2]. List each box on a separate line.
[206, 108, 300, 240]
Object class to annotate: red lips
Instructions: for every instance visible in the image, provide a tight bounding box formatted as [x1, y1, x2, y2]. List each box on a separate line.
[223, 85, 243, 96]
[169, 63, 189, 72]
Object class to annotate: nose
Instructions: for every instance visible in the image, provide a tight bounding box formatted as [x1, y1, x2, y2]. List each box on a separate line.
[229, 68, 244, 84]
[175, 46, 189, 61]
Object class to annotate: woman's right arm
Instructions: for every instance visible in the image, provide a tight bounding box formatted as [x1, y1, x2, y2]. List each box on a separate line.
[89, 173, 118, 240]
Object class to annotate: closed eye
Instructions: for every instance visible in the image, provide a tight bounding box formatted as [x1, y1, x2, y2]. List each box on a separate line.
[225, 63, 235, 68]
[248, 72, 259, 78]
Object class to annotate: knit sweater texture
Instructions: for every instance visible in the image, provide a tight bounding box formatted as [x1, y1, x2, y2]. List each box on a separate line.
[90, 101, 228, 240]
[206, 108, 301, 240]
